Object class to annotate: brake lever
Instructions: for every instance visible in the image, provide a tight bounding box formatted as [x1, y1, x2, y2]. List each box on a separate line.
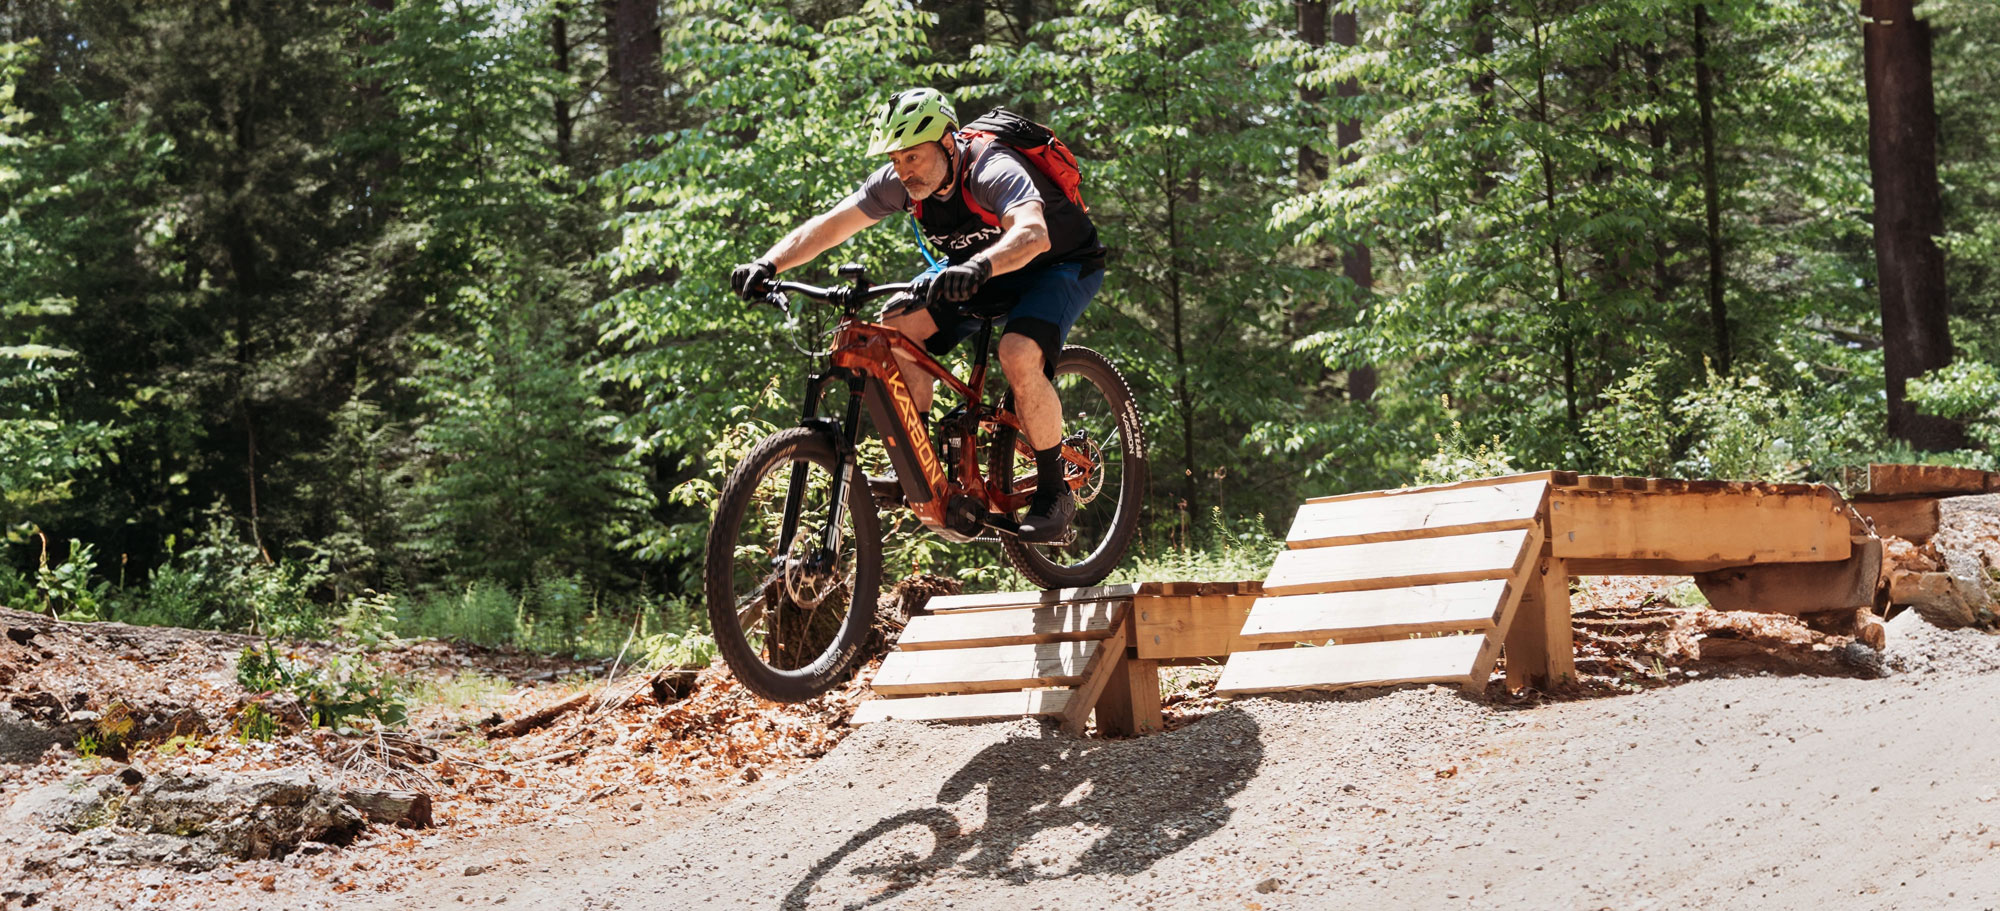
[761, 290, 791, 317]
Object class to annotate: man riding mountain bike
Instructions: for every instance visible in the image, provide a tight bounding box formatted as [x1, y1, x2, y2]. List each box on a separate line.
[730, 87, 1107, 543]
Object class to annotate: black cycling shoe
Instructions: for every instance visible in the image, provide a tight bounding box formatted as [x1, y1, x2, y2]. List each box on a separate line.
[1015, 490, 1076, 543]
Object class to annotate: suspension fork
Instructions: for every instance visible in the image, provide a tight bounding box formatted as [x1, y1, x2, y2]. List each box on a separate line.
[777, 371, 866, 563]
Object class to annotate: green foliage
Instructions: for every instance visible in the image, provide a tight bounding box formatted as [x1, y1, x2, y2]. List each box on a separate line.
[235, 643, 407, 729]
[1585, 363, 1677, 478]
[1416, 412, 1519, 485]
[1910, 360, 2000, 452]
[34, 536, 108, 621]
[396, 581, 521, 648]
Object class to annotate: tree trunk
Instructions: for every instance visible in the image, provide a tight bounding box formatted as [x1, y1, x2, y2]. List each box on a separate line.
[1296, 0, 1328, 183]
[1863, 0, 1964, 450]
[1332, 6, 1377, 401]
[552, 3, 575, 168]
[605, 0, 662, 132]
[1694, 4, 1731, 375]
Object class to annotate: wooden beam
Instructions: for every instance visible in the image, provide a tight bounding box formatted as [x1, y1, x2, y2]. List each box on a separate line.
[1864, 463, 1999, 498]
[1240, 580, 1510, 643]
[873, 640, 1098, 696]
[896, 601, 1122, 651]
[1093, 656, 1163, 737]
[1132, 593, 1261, 660]
[1852, 498, 1940, 542]
[1214, 635, 1484, 696]
[922, 585, 1139, 613]
[1692, 537, 1882, 616]
[849, 689, 1072, 724]
[1546, 487, 1850, 565]
[1061, 613, 1133, 735]
[1302, 471, 1564, 506]
[1503, 550, 1574, 691]
[1285, 480, 1549, 549]
[1263, 528, 1538, 597]
[1467, 523, 1549, 692]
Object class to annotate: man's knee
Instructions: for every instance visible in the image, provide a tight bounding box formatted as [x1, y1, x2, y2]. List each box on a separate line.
[1001, 318, 1063, 380]
[998, 333, 1044, 380]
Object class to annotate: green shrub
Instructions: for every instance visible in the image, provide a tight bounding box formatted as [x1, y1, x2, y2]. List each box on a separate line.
[1910, 359, 2000, 452]
[395, 580, 519, 647]
[235, 643, 406, 729]
[1584, 362, 1676, 477]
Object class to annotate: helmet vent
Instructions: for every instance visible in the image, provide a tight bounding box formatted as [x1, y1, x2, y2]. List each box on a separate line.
[913, 115, 934, 136]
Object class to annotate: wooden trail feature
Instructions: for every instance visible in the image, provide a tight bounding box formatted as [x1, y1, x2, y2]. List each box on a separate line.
[853, 470, 1893, 732]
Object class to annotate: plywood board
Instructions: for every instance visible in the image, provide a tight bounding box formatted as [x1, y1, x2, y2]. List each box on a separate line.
[1262, 529, 1537, 597]
[1214, 635, 1484, 695]
[1132, 593, 1261, 660]
[1285, 480, 1549, 549]
[896, 601, 1122, 651]
[873, 640, 1099, 696]
[849, 689, 1072, 724]
[1546, 487, 1850, 565]
[922, 585, 1140, 613]
[1239, 580, 1510, 643]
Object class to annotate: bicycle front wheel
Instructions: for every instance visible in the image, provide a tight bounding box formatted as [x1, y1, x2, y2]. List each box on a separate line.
[993, 345, 1148, 589]
[704, 426, 882, 703]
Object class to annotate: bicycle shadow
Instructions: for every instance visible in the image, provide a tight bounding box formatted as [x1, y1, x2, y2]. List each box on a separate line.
[781, 706, 1264, 910]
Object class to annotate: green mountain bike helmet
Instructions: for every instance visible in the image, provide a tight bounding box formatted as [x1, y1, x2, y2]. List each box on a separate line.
[866, 88, 958, 156]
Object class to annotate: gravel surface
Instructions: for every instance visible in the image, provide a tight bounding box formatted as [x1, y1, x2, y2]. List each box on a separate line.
[362, 636, 2000, 911]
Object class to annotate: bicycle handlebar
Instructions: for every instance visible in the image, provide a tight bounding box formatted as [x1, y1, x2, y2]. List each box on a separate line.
[755, 278, 917, 311]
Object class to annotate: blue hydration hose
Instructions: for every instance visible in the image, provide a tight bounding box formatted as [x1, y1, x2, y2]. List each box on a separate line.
[911, 215, 945, 274]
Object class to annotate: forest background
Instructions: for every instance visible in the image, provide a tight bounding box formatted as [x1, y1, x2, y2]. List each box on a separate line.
[3, 0, 1997, 659]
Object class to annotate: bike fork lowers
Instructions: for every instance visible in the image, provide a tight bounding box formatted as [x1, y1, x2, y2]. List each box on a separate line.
[778, 371, 868, 565]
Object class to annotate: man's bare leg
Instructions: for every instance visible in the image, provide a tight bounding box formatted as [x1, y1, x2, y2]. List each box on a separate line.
[998, 333, 1062, 448]
[884, 306, 940, 414]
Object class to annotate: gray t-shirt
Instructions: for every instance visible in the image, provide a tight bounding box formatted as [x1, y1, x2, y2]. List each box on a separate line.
[847, 142, 1043, 222]
[844, 138, 1103, 271]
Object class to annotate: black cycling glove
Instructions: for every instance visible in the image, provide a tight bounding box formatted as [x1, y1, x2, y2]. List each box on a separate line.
[730, 258, 777, 300]
[929, 258, 991, 303]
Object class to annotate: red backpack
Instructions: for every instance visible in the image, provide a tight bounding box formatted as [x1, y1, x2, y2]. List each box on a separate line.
[922, 108, 1089, 226]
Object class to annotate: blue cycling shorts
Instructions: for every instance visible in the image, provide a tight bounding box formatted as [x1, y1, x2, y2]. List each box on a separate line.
[916, 261, 1104, 370]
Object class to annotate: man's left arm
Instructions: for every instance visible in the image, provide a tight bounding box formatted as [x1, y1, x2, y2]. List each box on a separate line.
[974, 202, 1051, 277]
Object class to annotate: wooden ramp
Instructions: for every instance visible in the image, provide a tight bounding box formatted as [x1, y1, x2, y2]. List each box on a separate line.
[852, 581, 1266, 734]
[852, 584, 1149, 735]
[1216, 479, 1550, 696]
[1221, 471, 1869, 697]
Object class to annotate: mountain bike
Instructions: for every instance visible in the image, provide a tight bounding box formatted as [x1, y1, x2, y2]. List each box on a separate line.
[705, 264, 1147, 703]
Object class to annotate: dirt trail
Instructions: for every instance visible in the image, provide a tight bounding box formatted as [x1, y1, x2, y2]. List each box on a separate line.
[354, 613, 2000, 911]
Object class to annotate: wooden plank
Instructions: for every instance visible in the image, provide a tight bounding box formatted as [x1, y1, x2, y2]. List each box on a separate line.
[1546, 486, 1850, 565]
[1504, 549, 1574, 691]
[1285, 480, 1549, 549]
[922, 584, 1139, 613]
[1061, 613, 1133, 735]
[895, 601, 1122, 651]
[1132, 593, 1261, 660]
[1864, 463, 1999, 498]
[849, 689, 1072, 724]
[1262, 529, 1537, 597]
[1466, 523, 1546, 692]
[1692, 537, 1883, 616]
[873, 640, 1099, 696]
[1302, 471, 1559, 506]
[1239, 580, 1511, 643]
[1852, 498, 1940, 542]
[1214, 635, 1485, 696]
[1094, 657, 1163, 737]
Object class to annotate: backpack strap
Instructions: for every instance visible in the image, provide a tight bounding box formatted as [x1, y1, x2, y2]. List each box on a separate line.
[910, 132, 1001, 227]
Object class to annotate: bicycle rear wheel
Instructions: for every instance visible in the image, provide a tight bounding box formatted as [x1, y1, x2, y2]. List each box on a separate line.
[704, 426, 882, 703]
[991, 345, 1148, 589]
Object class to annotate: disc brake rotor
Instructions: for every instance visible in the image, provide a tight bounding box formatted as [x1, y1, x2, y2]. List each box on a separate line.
[782, 532, 840, 610]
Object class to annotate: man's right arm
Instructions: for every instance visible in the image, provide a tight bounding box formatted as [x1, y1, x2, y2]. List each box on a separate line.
[760, 200, 881, 274]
